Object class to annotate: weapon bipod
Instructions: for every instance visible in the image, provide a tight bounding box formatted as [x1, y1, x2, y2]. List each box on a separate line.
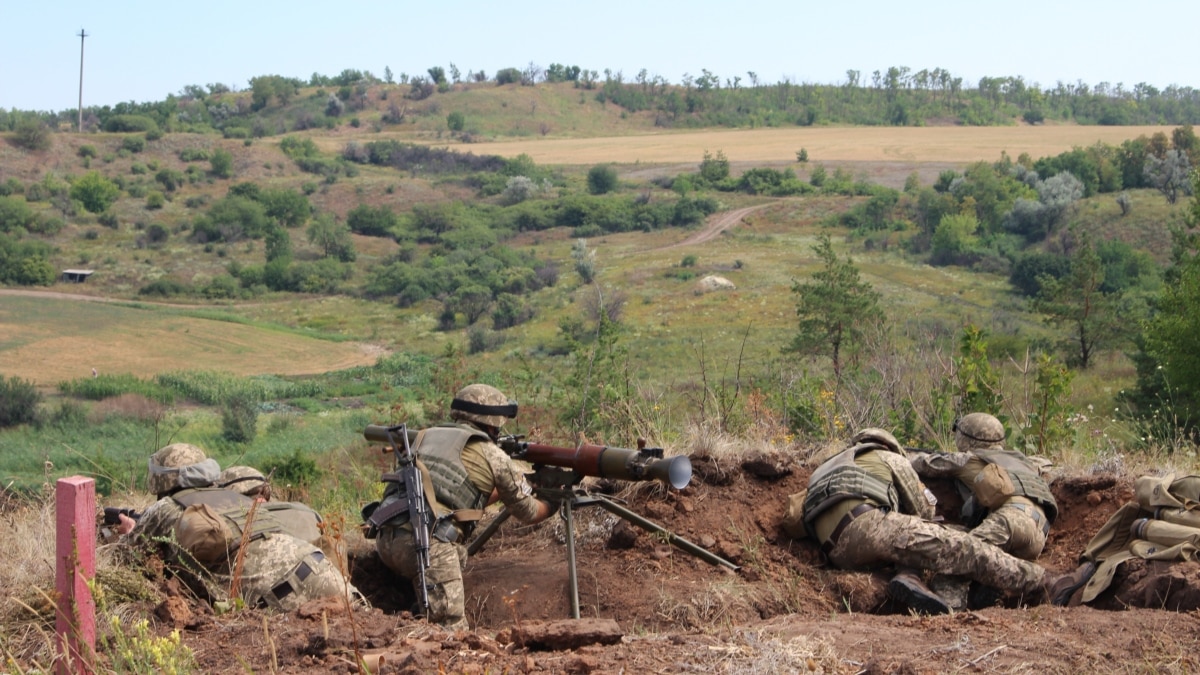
[467, 487, 740, 620]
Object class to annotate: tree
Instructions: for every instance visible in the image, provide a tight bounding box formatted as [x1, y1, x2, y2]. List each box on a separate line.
[1033, 233, 1135, 368]
[264, 224, 292, 263]
[1145, 149, 1193, 204]
[447, 111, 465, 132]
[786, 234, 882, 384]
[453, 285, 493, 325]
[586, 164, 618, 195]
[930, 212, 979, 265]
[69, 171, 120, 214]
[306, 213, 356, 261]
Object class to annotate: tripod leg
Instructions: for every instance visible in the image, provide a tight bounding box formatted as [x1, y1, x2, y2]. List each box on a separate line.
[563, 499, 580, 619]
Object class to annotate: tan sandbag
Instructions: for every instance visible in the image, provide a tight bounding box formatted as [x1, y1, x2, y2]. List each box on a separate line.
[1169, 476, 1200, 506]
[973, 462, 1015, 509]
[175, 503, 234, 564]
[782, 490, 808, 539]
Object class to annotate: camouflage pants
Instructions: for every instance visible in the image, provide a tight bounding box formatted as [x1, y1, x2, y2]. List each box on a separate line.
[973, 501, 1048, 561]
[376, 526, 469, 631]
[235, 535, 366, 612]
[827, 509, 1045, 596]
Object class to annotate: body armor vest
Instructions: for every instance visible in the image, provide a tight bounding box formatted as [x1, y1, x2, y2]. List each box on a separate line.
[975, 447, 1058, 523]
[376, 424, 490, 526]
[171, 487, 285, 541]
[802, 444, 900, 531]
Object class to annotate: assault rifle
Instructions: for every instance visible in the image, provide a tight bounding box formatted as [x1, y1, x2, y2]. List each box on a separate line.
[367, 423, 434, 612]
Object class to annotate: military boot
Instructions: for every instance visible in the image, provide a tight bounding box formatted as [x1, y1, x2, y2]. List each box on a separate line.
[1042, 561, 1098, 606]
[889, 571, 951, 615]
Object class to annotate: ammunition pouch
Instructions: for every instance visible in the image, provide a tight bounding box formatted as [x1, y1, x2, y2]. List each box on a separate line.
[432, 516, 460, 543]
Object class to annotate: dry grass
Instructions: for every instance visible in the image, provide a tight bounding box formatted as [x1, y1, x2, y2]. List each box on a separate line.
[436, 124, 1179, 165]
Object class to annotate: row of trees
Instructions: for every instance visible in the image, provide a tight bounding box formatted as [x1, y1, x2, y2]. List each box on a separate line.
[5, 62, 1198, 138]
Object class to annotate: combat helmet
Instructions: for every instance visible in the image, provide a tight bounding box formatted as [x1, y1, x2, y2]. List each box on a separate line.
[851, 427, 904, 454]
[220, 465, 269, 498]
[147, 443, 221, 497]
[954, 412, 1006, 451]
[450, 384, 518, 430]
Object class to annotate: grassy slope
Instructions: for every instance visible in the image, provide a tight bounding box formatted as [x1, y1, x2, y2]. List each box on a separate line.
[0, 81, 1190, 491]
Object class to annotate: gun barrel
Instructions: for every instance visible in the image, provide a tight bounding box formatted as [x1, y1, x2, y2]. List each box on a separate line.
[364, 424, 418, 447]
[521, 442, 691, 490]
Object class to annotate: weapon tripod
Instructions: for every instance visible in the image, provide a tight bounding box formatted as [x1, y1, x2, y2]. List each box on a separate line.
[466, 467, 739, 620]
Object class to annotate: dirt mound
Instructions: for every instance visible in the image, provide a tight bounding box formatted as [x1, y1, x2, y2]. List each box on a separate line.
[65, 456, 1200, 673]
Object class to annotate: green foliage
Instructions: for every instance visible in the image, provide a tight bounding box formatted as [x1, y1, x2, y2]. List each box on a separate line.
[954, 324, 1002, 415]
[586, 164, 619, 195]
[78, 144, 97, 159]
[103, 115, 160, 133]
[192, 195, 270, 243]
[0, 195, 36, 232]
[447, 110, 465, 132]
[699, 150, 730, 184]
[786, 234, 881, 383]
[139, 278, 192, 297]
[210, 147, 233, 178]
[264, 448, 321, 487]
[0, 234, 55, 285]
[1017, 353, 1075, 455]
[121, 135, 147, 153]
[930, 212, 980, 265]
[145, 191, 166, 210]
[1033, 233, 1138, 369]
[796, 148, 809, 163]
[221, 392, 258, 443]
[572, 238, 597, 284]
[0, 375, 41, 428]
[680, 254, 697, 268]
[70, 171, 121, 214]
[107, 617, 198, 674]
[347, 203, 398, 237]
[59, 373, 176, 404]
[154, 370, 322, 406]
[306, 212, 356, 261]
[12, 118, 52, 151]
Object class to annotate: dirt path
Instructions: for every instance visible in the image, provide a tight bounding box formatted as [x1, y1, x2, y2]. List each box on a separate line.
[654, 204, 769, 251]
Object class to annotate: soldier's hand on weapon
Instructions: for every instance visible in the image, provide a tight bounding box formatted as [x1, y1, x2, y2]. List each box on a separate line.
[116, 513, 138, 535]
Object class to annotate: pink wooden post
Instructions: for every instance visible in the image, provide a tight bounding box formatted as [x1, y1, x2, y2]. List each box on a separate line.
[55, 476, 96, 675]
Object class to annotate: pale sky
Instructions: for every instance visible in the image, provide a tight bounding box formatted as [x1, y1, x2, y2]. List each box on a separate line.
[2, 0, 1197, 113]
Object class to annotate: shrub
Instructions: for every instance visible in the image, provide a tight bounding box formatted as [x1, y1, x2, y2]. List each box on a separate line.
[0, 375, 41, 428]
[178, 148, 210, 162]
[102, 115, 159, 133]
[210, 148, 234, 179]
[265, 448, 321, 486]
[145, 192, 166, 210]
[221, 392, 258, 443]
[587, 164, 619, 195]
[12, 119, 52, 151]
[78, 144, 97, 159]
[447, 111, 465, 132]
[69, 171, 121, 213]
[121, 136, 147, 153]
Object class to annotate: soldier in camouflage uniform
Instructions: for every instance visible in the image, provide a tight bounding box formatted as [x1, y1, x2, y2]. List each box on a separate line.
[909, 413, 1057, 560]
[369, 384, 557, 631]
[220, 465, 345, 570]
[801, 428, 1090, 614]
[118, 444, 364, 612]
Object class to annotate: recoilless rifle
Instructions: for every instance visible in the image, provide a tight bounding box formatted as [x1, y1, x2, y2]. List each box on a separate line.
[363, 424, 737, 619]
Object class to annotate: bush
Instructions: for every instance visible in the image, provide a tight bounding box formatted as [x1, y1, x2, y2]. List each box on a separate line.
[0, 375, 41, 428]
[145, 192, 166, 210]
[78, 144, 97, 159]
[69, 171, 121, 214]
[210, 148, 234, 179]
[103, 115, 159, 133]
[587, 164, 619, 195]
[221, 393, 258, 443]
[447, 111, 465, 132]
[12, 119, 52, 151]
[121, 136, 146, 153]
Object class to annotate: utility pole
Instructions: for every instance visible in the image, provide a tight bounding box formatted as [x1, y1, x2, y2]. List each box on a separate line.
[77, 29, 88, 133]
